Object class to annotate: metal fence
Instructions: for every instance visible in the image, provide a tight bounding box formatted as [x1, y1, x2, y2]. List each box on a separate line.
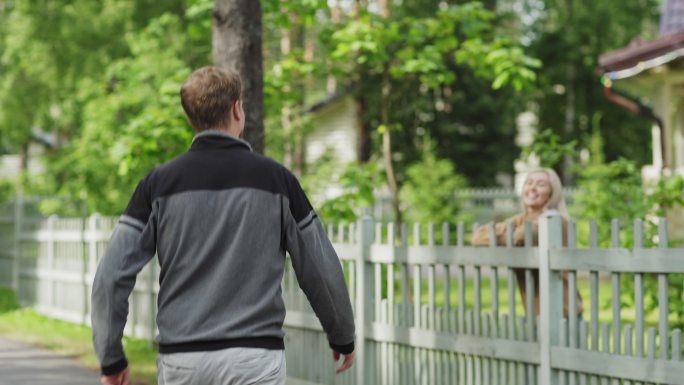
[1, 200, 683, 384]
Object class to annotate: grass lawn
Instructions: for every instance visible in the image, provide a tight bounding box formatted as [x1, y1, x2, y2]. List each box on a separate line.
[368, 267, 672, 334]
[0, 287, 158, 385]
[421, 274, 670, 325]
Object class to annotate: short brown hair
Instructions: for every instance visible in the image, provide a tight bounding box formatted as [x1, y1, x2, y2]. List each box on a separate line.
[180, 66, 242, 132]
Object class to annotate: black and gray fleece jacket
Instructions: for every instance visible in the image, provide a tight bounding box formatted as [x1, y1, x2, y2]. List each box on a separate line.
[91, 131, 355, 375]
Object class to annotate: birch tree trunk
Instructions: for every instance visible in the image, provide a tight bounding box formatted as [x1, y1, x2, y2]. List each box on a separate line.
[213, 0, 265, 153]
[378, 0, 401, 224]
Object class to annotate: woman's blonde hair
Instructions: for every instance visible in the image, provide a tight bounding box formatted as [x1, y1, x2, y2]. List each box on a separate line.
[522, 168, 569, 219]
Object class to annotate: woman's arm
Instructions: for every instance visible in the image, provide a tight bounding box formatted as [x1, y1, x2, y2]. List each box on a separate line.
[472, 218, 517, 246]
[512, 217, 538, 246]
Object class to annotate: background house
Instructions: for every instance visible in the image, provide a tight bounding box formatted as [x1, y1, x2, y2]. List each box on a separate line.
[0, 130, 55, 181]
[304, 93, 359, 169]
[598, 0, 684, 236]
[598, 0, 684, 181]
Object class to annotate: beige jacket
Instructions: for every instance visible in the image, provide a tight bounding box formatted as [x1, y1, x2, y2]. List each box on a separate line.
[472, 213, 584, 318]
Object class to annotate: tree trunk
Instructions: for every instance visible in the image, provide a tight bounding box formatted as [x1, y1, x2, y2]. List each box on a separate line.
[18, 142, 28, 193]
[562, 0, 575, 185]
[563, 63, 576, 185]
[280, 23, 293, 169]
[381, 67, 401, 225]
[378, 0, 401, 224]
[279, 12, 306, 176]
[327, 0, 342, 94]
[212, 0, 265, 153]
[355, 94, 372, 162]
[378, 0, 390, 18]
[351, 1, 372, 163]
[291, 15, 306, 176]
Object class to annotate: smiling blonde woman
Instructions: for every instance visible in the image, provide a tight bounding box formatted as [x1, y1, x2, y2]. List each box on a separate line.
[472, 168, 583, 319]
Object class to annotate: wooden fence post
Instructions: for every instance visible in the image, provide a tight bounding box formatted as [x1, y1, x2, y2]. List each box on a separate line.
[46, 215, 57, 315]
[85, 214, 100, 326]
[12, 197, 23, 292]
[356, 216, 374, 385]
[539, 214, 563, 385]
[148, 254, 157, 346]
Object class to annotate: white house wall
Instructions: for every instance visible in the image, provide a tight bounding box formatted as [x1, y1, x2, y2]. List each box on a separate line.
[305, 96, 357, 167]
[0, 142, 46, 180]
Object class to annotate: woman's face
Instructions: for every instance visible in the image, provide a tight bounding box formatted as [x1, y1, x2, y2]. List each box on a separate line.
[522, 171, 552, 211]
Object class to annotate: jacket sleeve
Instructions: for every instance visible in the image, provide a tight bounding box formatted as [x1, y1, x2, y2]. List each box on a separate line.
[283, 175, 356, 355]
[91, 178, 157, 375]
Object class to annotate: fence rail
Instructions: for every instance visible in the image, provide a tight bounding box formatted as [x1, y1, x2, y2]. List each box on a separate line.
[1, 199, 683, 385]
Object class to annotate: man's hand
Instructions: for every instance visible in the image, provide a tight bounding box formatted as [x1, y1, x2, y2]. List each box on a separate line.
[332, 350, 354, 374]
[101, 367, 130, 385]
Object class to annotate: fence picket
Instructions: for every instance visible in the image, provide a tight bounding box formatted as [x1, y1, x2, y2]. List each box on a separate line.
[381, 300, 389, 385]
[401, 345, 408, 385]
[525, 269, 534, 340]
[428, 224, 436, 330]
[621, 325, 632, 385]
[625, 324, 633, 357]
[436, 307, 443, 332]
[442, 222, 451, 322]
[658, 219, 669, 360]
[580, 320, 588, 385]
[375, 262, 384, 323]
[648, 327, 656, 359]
[518, 315, 528, 385]
[459, 350, 466, 385]
[673, 329, 681, 361]
[560, 318, 568, 385]
[475, 265, 482, 336]
[611, 219, 622, 355]
[46, 216, 56, 316]
[484, 314, 491, 379]
[425, 222, 433, 246]
[601, 323, 611, 385]
[524, 220, 535, 347]
[414, 265, 422, 329]
[413, 224, 422, 330]
[375, 223, 382, 244]
[459, 263, 466, 334]
[589, 220, 600, 355]
[569, 220, 578, 353]
[387, 223, 395, 326]
[634, 219, 645, 362]
[501, 314, 512, 383]
[401, 223, 410, 327]
[506, 222, 517, 344]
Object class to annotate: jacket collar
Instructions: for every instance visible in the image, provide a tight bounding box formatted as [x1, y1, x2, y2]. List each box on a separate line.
[190, 130, 253, 152]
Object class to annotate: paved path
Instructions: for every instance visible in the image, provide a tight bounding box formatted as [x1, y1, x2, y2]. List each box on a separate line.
[0, 336, 99, 385]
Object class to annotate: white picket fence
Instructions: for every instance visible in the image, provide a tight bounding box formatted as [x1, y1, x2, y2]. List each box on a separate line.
[1, 199, 684, 384]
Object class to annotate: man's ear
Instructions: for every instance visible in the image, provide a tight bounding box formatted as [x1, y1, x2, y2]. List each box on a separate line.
[232, 100, 242, 121]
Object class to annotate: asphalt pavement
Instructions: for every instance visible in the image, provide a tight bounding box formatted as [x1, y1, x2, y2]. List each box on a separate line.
[0, 336, 100, 385]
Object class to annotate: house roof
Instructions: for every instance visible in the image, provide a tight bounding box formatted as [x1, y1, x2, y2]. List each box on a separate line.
[31, 129, 57, 148]
[598, 0, 684, 80]
[304, 90, 348, 114]
[598, 30, 684, 80]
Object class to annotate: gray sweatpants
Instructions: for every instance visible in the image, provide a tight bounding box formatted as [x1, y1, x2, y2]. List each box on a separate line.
[157, 348, 286, 385]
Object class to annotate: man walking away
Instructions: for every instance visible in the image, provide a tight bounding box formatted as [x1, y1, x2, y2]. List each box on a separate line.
[91, 66, 355, 385]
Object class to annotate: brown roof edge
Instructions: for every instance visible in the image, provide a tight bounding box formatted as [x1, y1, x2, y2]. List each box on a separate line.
[598, 30, 684, 73]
